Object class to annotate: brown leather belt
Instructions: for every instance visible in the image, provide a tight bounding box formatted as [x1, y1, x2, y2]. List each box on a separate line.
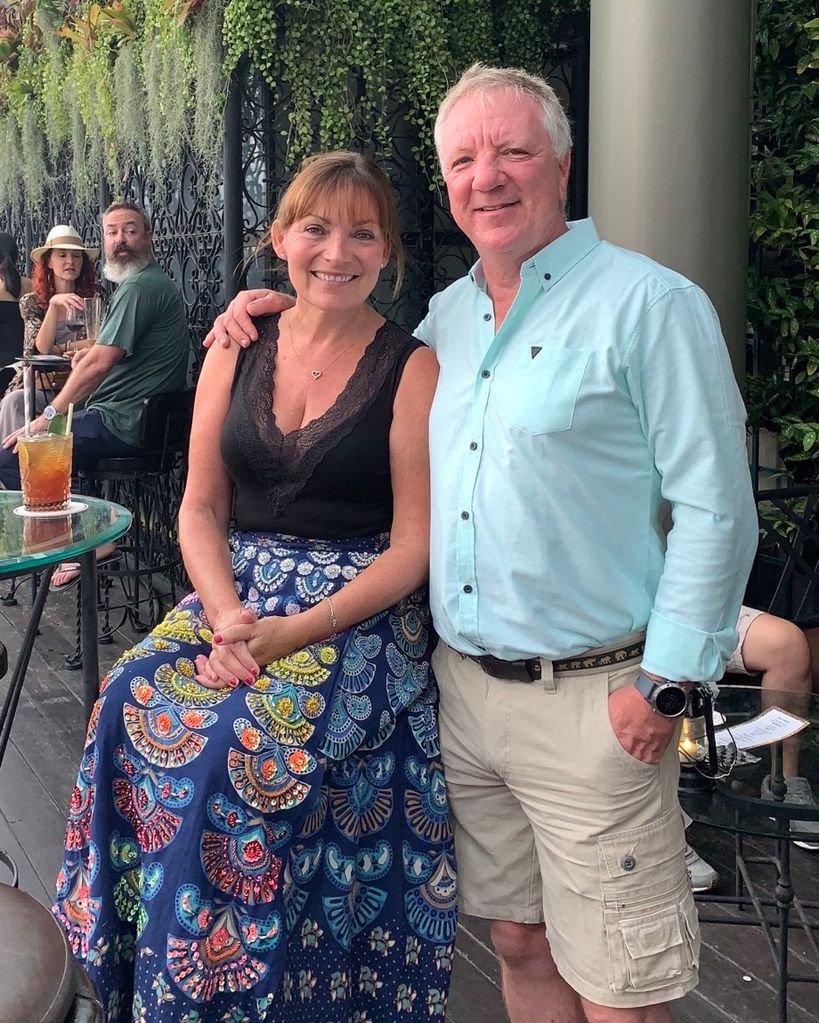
[465, 638, 646, 683]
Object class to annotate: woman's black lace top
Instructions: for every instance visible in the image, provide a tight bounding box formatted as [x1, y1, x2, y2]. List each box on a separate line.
[220, 314, 423, 538]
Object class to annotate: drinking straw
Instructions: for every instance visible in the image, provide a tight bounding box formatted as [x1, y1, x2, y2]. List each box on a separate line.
[65, 402, 74, 435]
[22, 364, 31, 437]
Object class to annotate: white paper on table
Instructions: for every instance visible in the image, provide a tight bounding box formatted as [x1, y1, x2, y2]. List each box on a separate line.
[713, 706, 810, 750]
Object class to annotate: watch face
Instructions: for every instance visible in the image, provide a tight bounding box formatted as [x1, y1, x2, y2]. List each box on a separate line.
[655, 684, 687, 717]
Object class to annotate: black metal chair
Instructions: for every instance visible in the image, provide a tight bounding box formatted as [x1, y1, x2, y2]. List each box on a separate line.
[68, 389, 195, 665]
[746, 483, 819, 628]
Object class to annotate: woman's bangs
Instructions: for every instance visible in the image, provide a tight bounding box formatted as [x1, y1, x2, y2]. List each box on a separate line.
[295, 175, 382, 229]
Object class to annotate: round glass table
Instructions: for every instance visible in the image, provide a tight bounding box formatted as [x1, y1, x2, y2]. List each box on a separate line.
[0, 491, 132, 768]
[679, 685, 819, 1022]
[681, 685, 819, 843]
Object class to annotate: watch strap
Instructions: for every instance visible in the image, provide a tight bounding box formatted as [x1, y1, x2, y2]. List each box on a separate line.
[634, 672, 659, 702]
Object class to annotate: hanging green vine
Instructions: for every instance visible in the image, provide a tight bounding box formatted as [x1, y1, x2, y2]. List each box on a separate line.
[113, 40, 147, 172]
[0, 0, 586, 214]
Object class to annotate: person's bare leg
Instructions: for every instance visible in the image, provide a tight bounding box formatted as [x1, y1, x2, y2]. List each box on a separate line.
[741, 614, 811, 777]
[581, 998, 674, 1022]
[489, 920, 585, 1023]
[802, 625, 819, 693]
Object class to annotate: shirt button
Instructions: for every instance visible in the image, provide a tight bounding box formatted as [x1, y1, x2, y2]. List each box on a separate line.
[482, 312, 491, 321]
[469, 441, 478, 450]
[621, 855, 636, 872]
[463, 584, 473, 594]
[481, 369, 490, 378]
[543, 272, 552, 281]
[460, 511, 469, 520]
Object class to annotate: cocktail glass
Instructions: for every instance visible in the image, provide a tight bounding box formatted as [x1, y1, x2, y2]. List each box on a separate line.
[82, 296, 102, 344]
[22, 513, 73, 554]
[18, 433, 73, 512]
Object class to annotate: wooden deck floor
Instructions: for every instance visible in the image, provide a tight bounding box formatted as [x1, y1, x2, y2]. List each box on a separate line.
[1, 581, 818, 1022]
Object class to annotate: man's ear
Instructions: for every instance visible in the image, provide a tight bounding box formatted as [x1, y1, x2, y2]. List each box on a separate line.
[558, 151, 572, 207]
[270, 221, 287, 261]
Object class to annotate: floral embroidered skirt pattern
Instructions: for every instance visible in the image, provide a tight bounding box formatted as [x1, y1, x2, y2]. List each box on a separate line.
[53, 532, 457, 1022]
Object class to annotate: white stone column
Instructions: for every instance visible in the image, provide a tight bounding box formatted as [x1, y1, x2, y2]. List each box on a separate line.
[588, 0, 755, 378]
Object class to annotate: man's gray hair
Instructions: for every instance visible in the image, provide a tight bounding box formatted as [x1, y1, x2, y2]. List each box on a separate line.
[435, 63, 573, 163]
[102, 202, 152, 233]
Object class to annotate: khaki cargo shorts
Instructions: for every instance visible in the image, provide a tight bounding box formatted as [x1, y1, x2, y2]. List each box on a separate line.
[433, 642, 700, 1009]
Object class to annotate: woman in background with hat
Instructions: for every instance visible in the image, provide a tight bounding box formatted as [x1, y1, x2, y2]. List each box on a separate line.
[0, 224, 98, 438]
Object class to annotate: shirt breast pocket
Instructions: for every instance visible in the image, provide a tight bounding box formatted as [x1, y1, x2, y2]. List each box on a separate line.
[499, 346, 591, 436]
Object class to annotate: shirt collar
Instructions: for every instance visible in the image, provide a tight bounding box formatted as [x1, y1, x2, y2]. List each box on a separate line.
[468, 218, 601, 293]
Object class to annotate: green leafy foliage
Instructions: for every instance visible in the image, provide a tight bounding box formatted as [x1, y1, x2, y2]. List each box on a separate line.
[748, 0, 819, 473]
[0, 1, 587, 212]
[0, 1, 227, 211]
[222, 0, 586, 180]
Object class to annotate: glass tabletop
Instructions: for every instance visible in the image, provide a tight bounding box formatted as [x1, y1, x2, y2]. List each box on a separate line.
[22, 354, 71, 367]
[0, 491, 132, 578]
[680, 684, 819, 842]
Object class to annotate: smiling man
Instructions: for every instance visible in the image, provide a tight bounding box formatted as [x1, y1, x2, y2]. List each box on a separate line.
[205, 64, 757, 1023]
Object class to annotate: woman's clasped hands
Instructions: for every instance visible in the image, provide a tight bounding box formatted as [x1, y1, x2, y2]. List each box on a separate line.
[194, 606, 302, 689]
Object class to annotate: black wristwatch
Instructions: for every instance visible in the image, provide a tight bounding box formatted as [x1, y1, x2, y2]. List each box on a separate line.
[633, 672, 689, 718]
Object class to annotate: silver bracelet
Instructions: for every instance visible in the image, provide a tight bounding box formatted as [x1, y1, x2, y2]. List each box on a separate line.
[325, 596, 338, 638]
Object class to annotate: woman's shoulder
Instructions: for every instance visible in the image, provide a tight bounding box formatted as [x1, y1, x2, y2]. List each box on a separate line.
[377, 319, 436, 402]
[19, 292, 43, 318]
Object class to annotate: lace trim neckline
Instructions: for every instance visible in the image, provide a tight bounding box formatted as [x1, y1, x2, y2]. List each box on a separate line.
[265, 313, 387, 441]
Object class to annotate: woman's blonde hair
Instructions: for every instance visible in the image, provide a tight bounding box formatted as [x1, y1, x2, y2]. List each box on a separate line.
[272, 151, 404, 294]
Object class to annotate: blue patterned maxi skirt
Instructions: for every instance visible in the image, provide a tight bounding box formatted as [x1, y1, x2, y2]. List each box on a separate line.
[53, 532, 457, 1023]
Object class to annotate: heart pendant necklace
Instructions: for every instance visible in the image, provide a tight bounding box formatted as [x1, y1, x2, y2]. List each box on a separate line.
[287, 317, 358, 381]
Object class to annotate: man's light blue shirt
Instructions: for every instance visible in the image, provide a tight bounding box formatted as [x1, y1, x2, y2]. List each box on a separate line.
[415, 219, 757, 682]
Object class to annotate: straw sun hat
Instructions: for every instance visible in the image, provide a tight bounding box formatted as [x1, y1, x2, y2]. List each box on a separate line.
[31, 224, 99, 263]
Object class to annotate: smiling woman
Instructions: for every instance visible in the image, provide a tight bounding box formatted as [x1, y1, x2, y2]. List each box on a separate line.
[52, 152, 455, 1023]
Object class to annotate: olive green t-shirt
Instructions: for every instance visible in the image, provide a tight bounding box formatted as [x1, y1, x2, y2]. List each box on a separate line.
[86, 262, 189, 447]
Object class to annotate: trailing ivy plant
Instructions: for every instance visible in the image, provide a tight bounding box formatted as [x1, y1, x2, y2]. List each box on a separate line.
[0, 0, 585, 215]
[746, 0, 819, 475]
[222, 0, 587, 181]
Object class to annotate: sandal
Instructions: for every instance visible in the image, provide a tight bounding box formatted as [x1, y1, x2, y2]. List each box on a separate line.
[49, 546, 120, 592]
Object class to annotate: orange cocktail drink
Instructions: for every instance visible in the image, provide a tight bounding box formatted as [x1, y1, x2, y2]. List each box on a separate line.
[18, 433, 73, 511]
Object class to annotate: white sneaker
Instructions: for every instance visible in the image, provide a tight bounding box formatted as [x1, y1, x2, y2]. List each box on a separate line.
[761, 775, 819, 851]
[685, 843, 720, 892]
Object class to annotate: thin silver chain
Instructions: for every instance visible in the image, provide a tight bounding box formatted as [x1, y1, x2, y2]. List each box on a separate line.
[285, 317, 359, 380]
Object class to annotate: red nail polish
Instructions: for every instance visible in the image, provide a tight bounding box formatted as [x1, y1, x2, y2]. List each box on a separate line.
[213, 634, 223, 644]
[245, 675, 254, 685]
[228, 676, 238, 688]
